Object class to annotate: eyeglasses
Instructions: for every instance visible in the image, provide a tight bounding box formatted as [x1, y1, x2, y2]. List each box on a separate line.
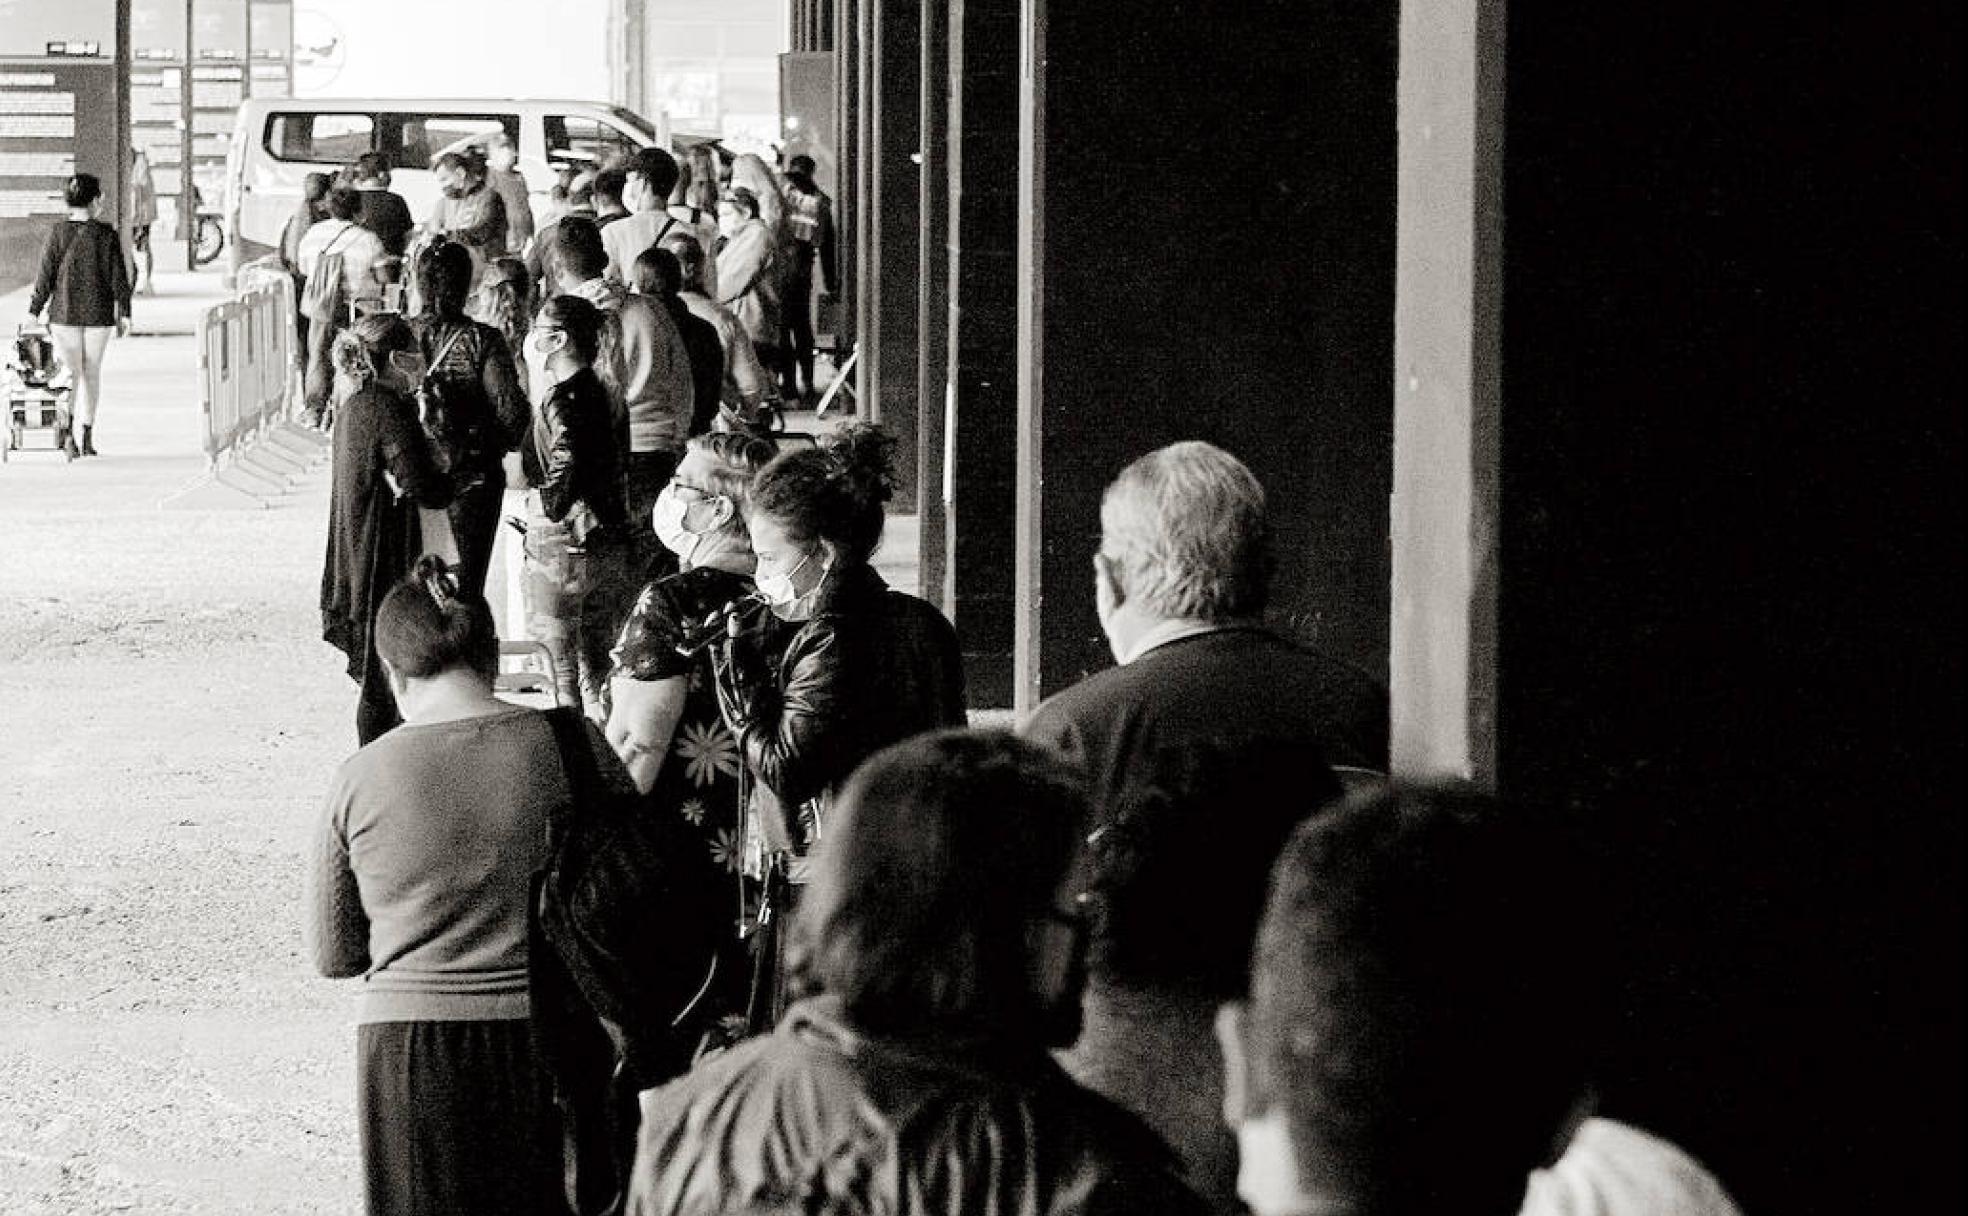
[668, 477, 718, 501]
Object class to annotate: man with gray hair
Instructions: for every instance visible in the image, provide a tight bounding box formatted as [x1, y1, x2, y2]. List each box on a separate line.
[1022, 439, 1388, 1212]
[1024, 439, 1386, 826]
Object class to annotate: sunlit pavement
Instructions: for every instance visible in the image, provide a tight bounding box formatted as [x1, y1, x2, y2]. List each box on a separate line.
[0, 265, 932, 1211]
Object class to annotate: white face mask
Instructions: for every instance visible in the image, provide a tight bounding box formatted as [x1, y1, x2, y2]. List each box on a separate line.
[652, 484, 725, 566]
[523, 327, 564, 399]
[755, 548, 826, 621]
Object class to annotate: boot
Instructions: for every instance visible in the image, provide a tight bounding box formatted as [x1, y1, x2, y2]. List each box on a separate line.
[80, 425, 97, 457]
[59, 425, 79, 460]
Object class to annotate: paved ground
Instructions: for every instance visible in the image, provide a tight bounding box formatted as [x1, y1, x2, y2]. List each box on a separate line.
[0, 270, 922, 1212]
[2, 271, 359, 1213]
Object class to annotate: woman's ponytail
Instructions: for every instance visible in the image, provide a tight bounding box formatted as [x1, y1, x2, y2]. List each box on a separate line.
[750, 423, 898, 569]
[822, 423, 898, 514]
[375, 554, 498, 679]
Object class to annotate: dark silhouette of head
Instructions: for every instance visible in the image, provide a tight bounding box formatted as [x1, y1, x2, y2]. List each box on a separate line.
[1220, 786, 1604, 1216]
[793, 730, 1091, 1044]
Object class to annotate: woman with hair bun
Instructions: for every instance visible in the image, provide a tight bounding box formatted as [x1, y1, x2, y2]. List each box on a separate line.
[712, 422, 966, 1023]
[310, 555, 626, 1216]
[319, 314, 453, 743]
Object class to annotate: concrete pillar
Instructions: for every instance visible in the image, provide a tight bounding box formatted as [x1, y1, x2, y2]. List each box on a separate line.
[1014, 3, 1398, 712]
[837, 0, 861, 347]
[858, 0, 923, 510]
[916, 0, 952, 606]
[1388, 0, 1504, 787]
[937, 0, 1020, 705]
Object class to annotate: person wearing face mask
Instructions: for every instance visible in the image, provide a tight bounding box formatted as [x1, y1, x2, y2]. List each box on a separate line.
[470, 257, 534, 397]
[320, 315, 455, 744]
[589, 432, 782, 1075]
[424, 151, 508, 285]
[710, 423, 966, 1027]
[602, 148, 718, 298]
[515, 295, 635, 721]
[713, 188, 783, 386]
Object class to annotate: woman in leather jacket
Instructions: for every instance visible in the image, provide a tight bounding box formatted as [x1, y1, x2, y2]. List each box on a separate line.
[410, 240, 528, 598]
[516, 294, 636, 718]
[712, 423, 966, 1024]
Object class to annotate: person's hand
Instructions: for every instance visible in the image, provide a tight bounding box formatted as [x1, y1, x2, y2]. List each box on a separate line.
[502, 449, 528, 489]
[709, 609, 771, 730]
[115, 317, 130, 338]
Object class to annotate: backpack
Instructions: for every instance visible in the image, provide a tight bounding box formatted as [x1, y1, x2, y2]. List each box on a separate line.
[416, 324, 482, 473]
[299, 227, 353, 322]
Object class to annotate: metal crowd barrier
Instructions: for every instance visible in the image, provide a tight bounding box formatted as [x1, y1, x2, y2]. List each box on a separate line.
[162, 269, 327, 509]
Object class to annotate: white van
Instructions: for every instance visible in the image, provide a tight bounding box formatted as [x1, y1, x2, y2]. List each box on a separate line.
[223, 98, 671, 274]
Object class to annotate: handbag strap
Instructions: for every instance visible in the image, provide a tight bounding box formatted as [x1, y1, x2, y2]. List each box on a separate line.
[422, 323, 470, 385]
[543, 706, 592, 842]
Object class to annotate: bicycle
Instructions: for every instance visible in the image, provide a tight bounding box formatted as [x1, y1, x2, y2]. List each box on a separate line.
[193, 211, 225, 267]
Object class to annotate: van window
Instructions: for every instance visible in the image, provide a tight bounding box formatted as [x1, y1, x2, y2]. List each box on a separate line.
[546, 114, 640, 172]
[388, 113, 520, 170]
[264, 113, 376, 164]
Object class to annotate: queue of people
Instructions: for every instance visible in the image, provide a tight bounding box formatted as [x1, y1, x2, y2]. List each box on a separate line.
[303, 144, 1741, 1216]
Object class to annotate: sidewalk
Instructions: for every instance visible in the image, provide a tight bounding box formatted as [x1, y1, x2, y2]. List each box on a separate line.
[0, 267, 358, 1214]
[0, 269, 928, 1213]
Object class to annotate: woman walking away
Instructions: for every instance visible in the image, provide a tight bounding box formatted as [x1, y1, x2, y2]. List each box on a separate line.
[320, 316, 454, 744]
[26, 174, 132, 459]
[711, 423, 967, 1026]
[515, 295, 636, 721]
[411, 240, 529, 598]
[310, 555, 619, 1216]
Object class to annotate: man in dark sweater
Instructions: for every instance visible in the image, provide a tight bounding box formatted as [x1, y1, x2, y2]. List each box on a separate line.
[1021, 439, 1387, 1215]
[1022, 439, 1387, 830]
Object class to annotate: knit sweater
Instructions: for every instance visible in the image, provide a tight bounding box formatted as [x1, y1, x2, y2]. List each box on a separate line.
[308, 707, 614, 1023]
[28, 219, 131, 327]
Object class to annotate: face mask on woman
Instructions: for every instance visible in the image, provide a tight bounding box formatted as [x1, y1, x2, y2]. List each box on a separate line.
[523, 325, 565, 399]
[756, 547, 828, 621]
[651, 484, 728, 567]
